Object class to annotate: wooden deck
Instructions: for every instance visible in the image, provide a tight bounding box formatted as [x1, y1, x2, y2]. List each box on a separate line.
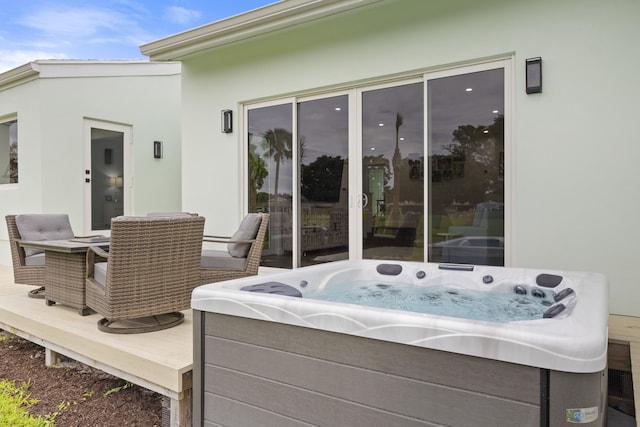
[0, 265, 192, 427]
[608, 315, 640, 425]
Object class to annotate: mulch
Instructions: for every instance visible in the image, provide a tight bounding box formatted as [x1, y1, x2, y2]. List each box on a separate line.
[0, 330, 163, 426]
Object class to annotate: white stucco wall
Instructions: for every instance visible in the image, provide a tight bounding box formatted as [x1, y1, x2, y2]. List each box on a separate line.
[177, 0, 640, 315]
[0, 62, 182, 265]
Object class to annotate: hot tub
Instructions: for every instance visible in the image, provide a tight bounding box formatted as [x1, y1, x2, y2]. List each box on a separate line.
[191, 261, 608, 427]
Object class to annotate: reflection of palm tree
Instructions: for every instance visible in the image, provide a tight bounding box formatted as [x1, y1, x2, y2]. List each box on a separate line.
[248, 143, 268, 211]
[262, 128, 292, 200]
[389, 113, 403, 225]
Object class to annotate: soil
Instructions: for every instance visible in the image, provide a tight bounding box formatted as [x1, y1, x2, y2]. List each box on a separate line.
[0, 330, 163, 426]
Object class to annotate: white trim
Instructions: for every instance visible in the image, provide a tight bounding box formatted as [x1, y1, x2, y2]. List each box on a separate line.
[504, 56, 516, 266]
[34, 60, 180, 78]
[141, 0, 385, 60]
[0, 61, 180, 91]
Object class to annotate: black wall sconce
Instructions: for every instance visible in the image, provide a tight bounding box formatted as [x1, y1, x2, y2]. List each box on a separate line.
[526, 57, 542, 94]
[222, 109, 233, 133]
[153, 140, 163, 159]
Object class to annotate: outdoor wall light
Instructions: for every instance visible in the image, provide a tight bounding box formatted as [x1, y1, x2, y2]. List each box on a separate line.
[153, 140, 163, 159]
[526, 57, 542, 94]
[222, 109, 233, 133]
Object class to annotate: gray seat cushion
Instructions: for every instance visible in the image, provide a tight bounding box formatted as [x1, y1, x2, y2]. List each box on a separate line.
[201, 249, 247, 270]
[94, 262, 108, 289]
[24, 253, 45, 266]
[15, 214, 75, 256]
[227, 214, 262, 258]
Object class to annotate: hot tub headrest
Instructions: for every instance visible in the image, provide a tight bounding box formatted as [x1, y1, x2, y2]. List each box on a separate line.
[536, 274, 563, 288]
[241, 282, 302, 298]
[376, 264, 403, 276]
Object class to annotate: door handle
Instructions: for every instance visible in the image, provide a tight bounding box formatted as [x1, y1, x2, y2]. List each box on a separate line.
[362, 193, 369, 208]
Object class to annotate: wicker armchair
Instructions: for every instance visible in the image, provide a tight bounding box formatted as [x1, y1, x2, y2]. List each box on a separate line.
[85, 215, 205, 333]
[5, 214, 74, 298]
[200, 213, 269, 285]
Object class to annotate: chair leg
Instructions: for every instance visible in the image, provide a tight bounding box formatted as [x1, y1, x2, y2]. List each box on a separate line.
[28, 286, 46, 299]
[97, 312, 185, 334]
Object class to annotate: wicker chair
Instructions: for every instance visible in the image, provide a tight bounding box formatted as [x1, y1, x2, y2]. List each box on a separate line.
[5, 214, 75, 298]
[200, 213, 269, 285]
[85, 215, 205, 333]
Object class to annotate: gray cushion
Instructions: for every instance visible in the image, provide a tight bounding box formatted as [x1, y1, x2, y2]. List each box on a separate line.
[94, 262, 108, 288]
[15, 214, 74, 257]
[201, 249, 247, 270]
[24, 253, 45, 266]
[227, 214, 262, 258]
[147, 212, 193, 218]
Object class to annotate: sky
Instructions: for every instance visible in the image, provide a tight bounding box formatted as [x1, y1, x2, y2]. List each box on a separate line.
[0, 0, 278, 74]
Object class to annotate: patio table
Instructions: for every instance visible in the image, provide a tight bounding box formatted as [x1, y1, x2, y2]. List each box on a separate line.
[17, 238, 109, 316]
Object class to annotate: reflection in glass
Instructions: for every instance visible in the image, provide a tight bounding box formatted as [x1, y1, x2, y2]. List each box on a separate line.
[248, 104, 293, 268]
[91, 128, 124, 230]
[362, 83, 424, 261]
[298, 95, 349, 266]
[427, 69, 505, 266]
[0, 120, 18, 184]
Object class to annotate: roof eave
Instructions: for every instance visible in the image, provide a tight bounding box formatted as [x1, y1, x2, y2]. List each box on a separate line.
[140, 0, 384, 61]
[0, 62, 40, 90]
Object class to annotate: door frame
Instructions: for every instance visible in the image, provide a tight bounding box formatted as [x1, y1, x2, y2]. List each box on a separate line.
[83, 118, 132, 235]
[242, 56, 513, 267]
[423, 58, 514, 265]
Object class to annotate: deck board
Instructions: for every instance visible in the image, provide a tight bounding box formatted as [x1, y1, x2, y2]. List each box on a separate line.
[609, 314, 640, 425]
[0, 265, 193, 425]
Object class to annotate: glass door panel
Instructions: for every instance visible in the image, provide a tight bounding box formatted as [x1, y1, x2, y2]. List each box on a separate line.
[362, 82, 424, 261]
[247, 103, 293, 269]
[298, 95, 349, 266]
[427, 68, 505, 266]
[90, 128, 124, 231]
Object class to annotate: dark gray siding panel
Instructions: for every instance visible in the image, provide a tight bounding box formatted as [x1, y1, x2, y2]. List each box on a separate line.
[199, 313, 541, 427]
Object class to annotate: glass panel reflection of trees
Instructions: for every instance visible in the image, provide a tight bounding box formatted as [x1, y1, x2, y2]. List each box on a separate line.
[248, 98, 350, 268]
[298, 96, 349, 266]
[248, 104, 294, 268]
[428, 69, 504, 266]
[362, 83, 425, 261]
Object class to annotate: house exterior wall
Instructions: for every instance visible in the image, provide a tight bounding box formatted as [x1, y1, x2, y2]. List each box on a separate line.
[177, 0, 640, 315]
[0, 62, 182, 265]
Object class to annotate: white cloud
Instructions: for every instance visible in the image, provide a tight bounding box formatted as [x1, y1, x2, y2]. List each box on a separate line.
[20, 7, 139, 39]
[164, 6, 202, 25]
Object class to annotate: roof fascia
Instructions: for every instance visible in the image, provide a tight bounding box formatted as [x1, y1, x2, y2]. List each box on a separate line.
[0, 61, 180, 90]
[0, 62, 40, 91]
[140, 0, 385, 61]
[33, 61, 181, 78]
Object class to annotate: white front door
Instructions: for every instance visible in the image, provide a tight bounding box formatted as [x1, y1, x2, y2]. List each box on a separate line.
[83, 119, 132, 234]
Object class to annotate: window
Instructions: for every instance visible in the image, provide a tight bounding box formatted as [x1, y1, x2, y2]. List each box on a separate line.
[0, 119, 18, 184]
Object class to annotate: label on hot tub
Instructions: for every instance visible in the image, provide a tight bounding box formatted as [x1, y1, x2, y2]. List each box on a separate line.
[566, 407, 598, 423]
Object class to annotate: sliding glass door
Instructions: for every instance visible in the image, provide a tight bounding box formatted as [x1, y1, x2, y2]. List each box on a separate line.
[298, 95, 350, 266]
[246, 60, 509, 268]
[426, 67, 505, 266]
[361, 82, 424, 261]
[247, 103, 293, 268]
